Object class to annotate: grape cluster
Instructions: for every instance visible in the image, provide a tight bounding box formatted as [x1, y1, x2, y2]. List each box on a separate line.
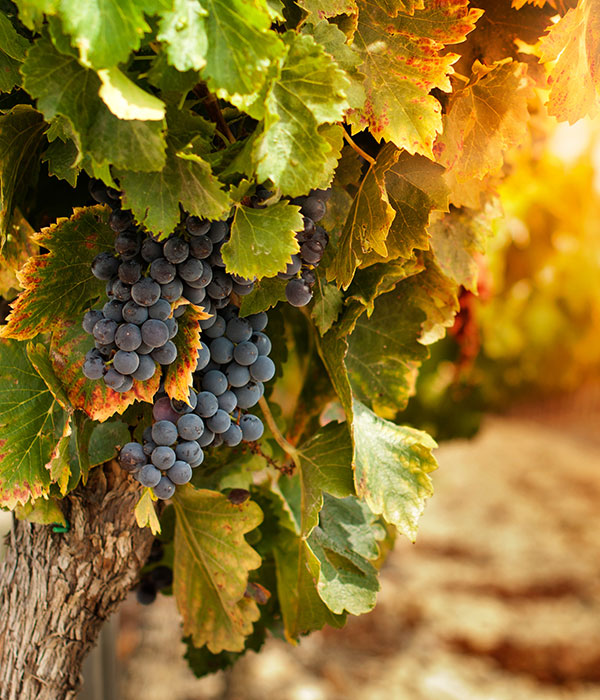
[277, 189, 331, 307]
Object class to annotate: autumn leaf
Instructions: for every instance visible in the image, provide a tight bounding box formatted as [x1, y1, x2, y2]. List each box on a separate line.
[164, 304, 207, 403]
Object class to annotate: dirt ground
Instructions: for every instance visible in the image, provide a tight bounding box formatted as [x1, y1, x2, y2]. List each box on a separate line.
[118, 395, 600, 700]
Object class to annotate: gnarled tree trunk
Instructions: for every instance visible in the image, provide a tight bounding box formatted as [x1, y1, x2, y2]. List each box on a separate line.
[0, 462, 153, 700]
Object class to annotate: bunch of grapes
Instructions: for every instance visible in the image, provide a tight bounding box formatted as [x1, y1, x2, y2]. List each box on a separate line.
[278, 189, 331, 307]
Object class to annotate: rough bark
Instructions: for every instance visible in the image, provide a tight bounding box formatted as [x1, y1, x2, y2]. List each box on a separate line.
[0, 462, 155, 700]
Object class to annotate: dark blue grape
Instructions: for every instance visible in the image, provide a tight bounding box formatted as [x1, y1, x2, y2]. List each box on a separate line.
[195, 391, 219, 417]
[285, 278, 312, 307]
[122, 301, 148, 324]
[189, 235, 213, 259]
[148, 299, 171, 321]
[141, 319, 169, 348]
[151, 341, 177, 365]
[208, 221, 228, 243]
[132, 354, 156, 381]
[240, 414, 264, 442]
[234, 381, 262, 409]
[83, 309, 104, 335]
[210, 336, 234, 364]
[196, 342, 210, 371]
[202, 370, 227, 396]
[93, 318, 117, 345]
[152, 420, 178, 446]
[151, 445, 176, 470]
[250, 355, 275, 382]
[150, 258, 176, 284]
[164, 237, 189, 264]
[252, 332, 272, 356]
[138, 464, 162, 487]
[222, 423, 243, 447]
[153, 475, 176, 500]
[141, 238, 163, 262]
[113, 350, 139, 375]
[248, 312, 268, 332]
[176, 441, 202, 464]
[186, 216, 211, 236]
[160, 278, 184, 302]
[204, 315, 226, 339]
[218, 390, 238, 413]
[92, 252, 119, 281]
[226, 363, 250, 388]
[225, 318, 252, 343]
[167, 461, 192, 485]
[132, 278, 162, 307]
[119, 442, 146, 472]
[118, 260, 142, 285]
[233, 341, 258, 366]
[115, 323, 142, 351]
[207, 409, 231, 434]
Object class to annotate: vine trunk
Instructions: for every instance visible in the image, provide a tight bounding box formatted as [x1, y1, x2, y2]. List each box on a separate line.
[0, 463, 152, 700]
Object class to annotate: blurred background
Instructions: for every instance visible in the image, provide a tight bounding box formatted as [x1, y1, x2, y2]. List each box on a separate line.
[3, 115, 600, 700]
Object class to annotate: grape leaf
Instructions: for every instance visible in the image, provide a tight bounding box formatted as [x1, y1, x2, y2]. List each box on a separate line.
[238, 277, 288, 317]
[308, 494, 379, 615]
[70, 416, 131, 489]
[297, 421, 354, 534]
[15, 497, 66, 526]
[57, 0, 169, 69]
[157, 0, 208, 72]
[0, 12, 29, 91]
[538, 0, 600, 123]
[43, 137, 80, 187]
[147, 51, 200, 93]
[353, 400, 437, 541]
[1, 206, 115, 341]
[0, 210, 37, 298]
[0, 106, 46, 245]
[135, 488, 162, 535]
[298, 0, 358, 20]
[434, 61, 532, 181]
[222, 201, 302, 280]
[253, 32, 350, 196]
[172, 487, 263, 653]
[0, 339, 70, 509]
[329, 143, 400, 289]
[50, 322, 161, 423]
[97, 67, 166, 121]
[274, 530, 346, 640]
[22, 37, 166, 173]
[310, 276, 344, 336]
[347, 0, 482, 156]
[117, 148, 231, 239]
[164, 304, 207, 403]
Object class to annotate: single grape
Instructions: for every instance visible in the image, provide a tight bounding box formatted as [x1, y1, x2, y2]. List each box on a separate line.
[222, 423, 243, 447]
[182, 285, 206, 305]
[138, 464, 162, 487]
[248, 312, 268, 332]
[150, 258, 176, 284]
[165, 317, 178, 340]
[118, 260, 142, 285]
[233, 341, 258, 366]
[83, 355, 105, 380]
[218, 390, 238, 413]
[312, 188, 332, 202]
[109, 209, 133, 233]
[122, 301, 148, 325]
[226, 363, 250, 388]
[114, 230, 141, 257]
[153, 475, 176, 500]
[196, 342, 210, 371]
[91, 252, 119, 281]
[164, 237, 189, 264]
[93, 318, 117, 345]
[206, 409, 231, 434]
[208, 221, 228, 243]
[250, 355, 275, 382]
[83, 309, 104, 335]
[148, 299, 172, 321]
[240, 414, 264, 442]
[115, 323, 142, 352]
[160, 278, 184, 302]
[210, 248, 225, 268]
[202, 370, 228, 396]
[141, 238, 163, 262]
[142, 426, 153, 442]
[143, 440, 157, 457]
[301, 267, 316, 286]
[206, 270, 233, 300]
[113, 374, 134, 393]
[252, 332, 272, 356]
[113, 350, 140, 375]
[112, 279, 132, 302]
[131, 355, 156, 381]
[177, 413, 204, 441]
[177, 258, 204, 282]
[210, 336, 234, 364]
[234, 381, 262, 409]
[151, 445, 176, 470]
[300, 240, 323, 265]
[151, 341, 177, 365]
[225, 318, 252, 344]
[95, 341, 114, 358]
[205, 315, 226, 339]
[197, 429, 215, 447]
[300, 196, 326, 222]
[193, 261, 213, 289]
[132, 278, 162, 307]
[285, 278, 313, 307]
[152, 420, 178, 446]
[189, 449, 205, 468]
[186, 216, 211, 236]
[232, 281, 254, 296]
[103, 299, 124, 323]
[195, 391, 219, 417]
[89, 179, 112, 205]
[167, 461, 192, 485]
[141, 319, 169, 348]
[212, 434, 224, 447]
[189, 235, 213, 259]
[104, 367, 126, 390]
[136, 580, 157, 605]
[176, 441, 202, 464]
[137, 341, 153, 355]
[153, 396, 180, 423]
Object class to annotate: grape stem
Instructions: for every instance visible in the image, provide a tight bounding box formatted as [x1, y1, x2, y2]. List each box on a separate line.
[193, 83, 235, 143]
[343, 130, 376, 166]
[258, 396, 300, 468]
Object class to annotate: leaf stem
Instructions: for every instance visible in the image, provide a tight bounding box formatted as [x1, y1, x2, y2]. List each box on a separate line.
[343, 130, 376, 166]
[193, 83, 235, 143]
[258, 396, 300, 468]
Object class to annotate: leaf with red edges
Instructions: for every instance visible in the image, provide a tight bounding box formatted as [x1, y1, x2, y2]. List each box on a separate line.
[164, 304, 207, 404]
[50, 321, 161, 423]
[1, 205, 115, 340]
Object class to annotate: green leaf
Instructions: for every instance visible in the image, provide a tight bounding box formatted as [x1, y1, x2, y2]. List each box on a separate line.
[348, 0, 482, 156]
[97, 67, 166, 121]
[43, 138, 80, 186]
[147, 51, 200, 94]
[196, 0, 285, 98]
[15, 497, 66, 526]
[0, 12, 30, 61]
[157, 0, 208, 72]
[0, 50, 22, 92]
[57, 0, 169, 69]
[135, 488, 162, 535]
[1, 206, 115, 340]
[311, 277, 344, 336]
[117, 149, 231, 239]
[253, 32, 350, 196]
[87, 418, 131, 469]
[0, 339, 69, 509]
[296, 421, 354, 534]
[222, 201, 302, 280]
[238, 276, 288, 317]
[0, 106, 46, 246]
[164, 304, 205, 403]
[50, 321, 162, 423]
[308, 494, 380, 615]
[173, 486, 264, 653]
[22, 37, 166, 173]
[353, 400, 437, 541]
